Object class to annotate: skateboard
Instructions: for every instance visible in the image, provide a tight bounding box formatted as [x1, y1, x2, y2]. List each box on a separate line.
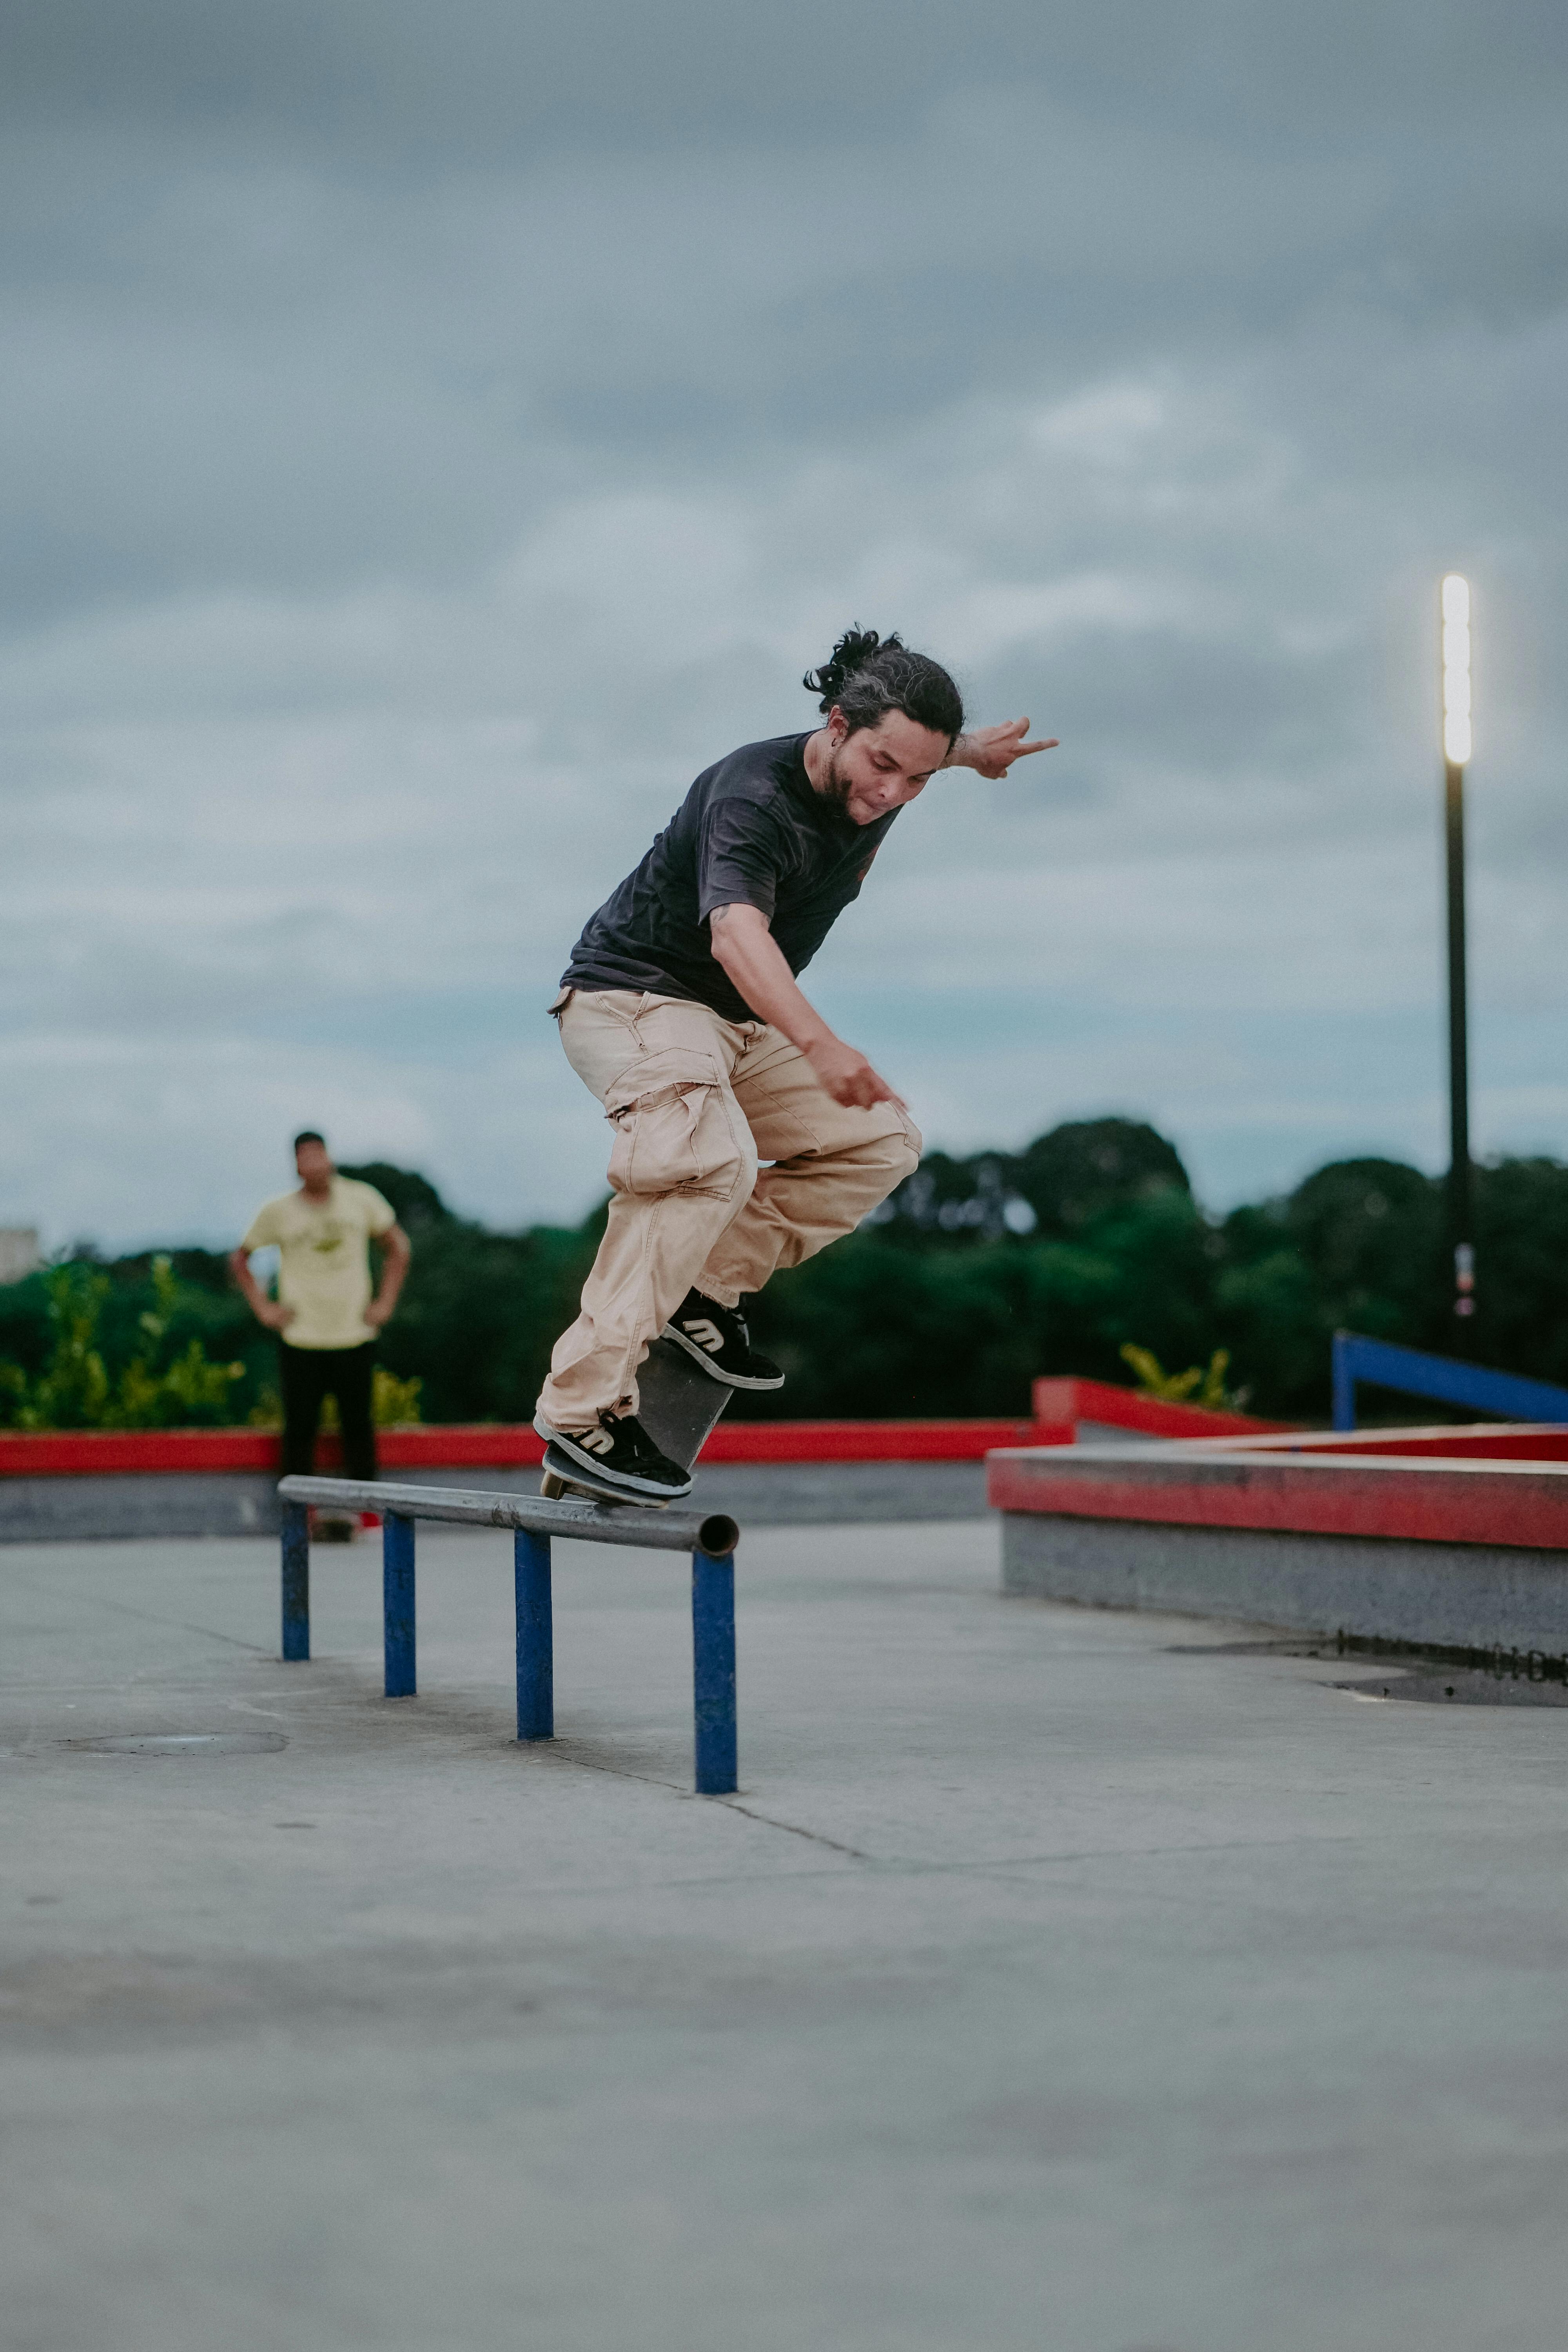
[539, 1334, 732, 1508]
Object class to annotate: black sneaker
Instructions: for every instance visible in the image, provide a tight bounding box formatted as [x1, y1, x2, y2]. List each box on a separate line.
[662, 1289, 785, 1390]
[533, 1410, 693, 1501]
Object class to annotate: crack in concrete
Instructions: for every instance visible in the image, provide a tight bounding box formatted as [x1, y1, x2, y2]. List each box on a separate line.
[713, 1801, 872, 1859]
[521, 1740, 690, 1796]
[502, 1737, 875, 1858]
[93, 1596, 273, 1655]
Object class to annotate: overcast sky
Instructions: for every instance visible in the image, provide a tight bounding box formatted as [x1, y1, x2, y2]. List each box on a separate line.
[4, 0, 1566, 1249]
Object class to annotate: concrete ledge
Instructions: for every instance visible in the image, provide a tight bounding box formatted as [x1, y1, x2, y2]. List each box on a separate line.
[0, 1415, 1064, 1480]
[0, 1460, 991, 1541]
[695, 1461, 987, 1524]
[1001, 1512, 1568, 1653]
[988, 1440, 1568, 1550]
[0, 1472, 282, 1543]
[0, 1415, 1056, 1542]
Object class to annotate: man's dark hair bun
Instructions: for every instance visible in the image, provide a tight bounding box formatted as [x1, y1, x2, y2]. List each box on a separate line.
[802, 626, 964, 746]
[802, 629, 906, 709]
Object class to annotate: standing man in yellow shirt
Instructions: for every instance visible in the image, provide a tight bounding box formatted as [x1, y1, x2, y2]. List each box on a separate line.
[230, 1132, 412, 1489]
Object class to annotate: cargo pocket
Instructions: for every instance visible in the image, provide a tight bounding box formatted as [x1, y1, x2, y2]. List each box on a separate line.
[603, 1051, 748, 1202]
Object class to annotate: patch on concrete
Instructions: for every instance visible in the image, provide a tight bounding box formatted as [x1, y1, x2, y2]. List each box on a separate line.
[66, 1731, 289, 1755]
[1336, 1670, 1568, 1708]
[1169, 1632, 1568, 1707]
[1169, 1638, 1341, 1656]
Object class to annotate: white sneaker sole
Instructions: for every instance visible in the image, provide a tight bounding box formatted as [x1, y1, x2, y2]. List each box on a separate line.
[661, 1323, 786, 1390]
[533, 1419, 692, 1500]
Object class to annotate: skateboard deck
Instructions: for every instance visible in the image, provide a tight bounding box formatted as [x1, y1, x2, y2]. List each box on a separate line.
[540, 1334, 733, 1509]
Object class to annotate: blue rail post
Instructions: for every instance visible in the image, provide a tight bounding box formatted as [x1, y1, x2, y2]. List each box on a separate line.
[692, 1546, 737, 1795]
[279, 1475, 741, 1792]
[514, 1530, 554, 1741]
[383, 1512, 417, 1697]
[281, 1500, 310, 1661]
[1331, 1330, 1356, 1432]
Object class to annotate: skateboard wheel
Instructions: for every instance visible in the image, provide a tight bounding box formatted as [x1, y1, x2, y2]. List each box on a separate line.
[540, 1471, 566, 1499]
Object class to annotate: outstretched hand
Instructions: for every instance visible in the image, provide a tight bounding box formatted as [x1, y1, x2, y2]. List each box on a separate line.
[956, 718, 1058, 779]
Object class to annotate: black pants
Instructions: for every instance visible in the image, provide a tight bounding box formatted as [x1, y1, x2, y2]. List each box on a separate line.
[279, 1341, 378, 1483]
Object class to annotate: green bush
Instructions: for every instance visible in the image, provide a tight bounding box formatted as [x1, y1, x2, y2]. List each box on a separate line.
[4, 1132, 1566, 1429]
[0, 1258, 245, 1430]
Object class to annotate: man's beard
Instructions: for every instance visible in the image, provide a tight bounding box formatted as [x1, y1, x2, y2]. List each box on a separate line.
[819, 748, 857, 817]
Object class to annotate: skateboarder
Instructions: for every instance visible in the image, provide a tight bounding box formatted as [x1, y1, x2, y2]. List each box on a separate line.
[535, 628, 1055, 1502]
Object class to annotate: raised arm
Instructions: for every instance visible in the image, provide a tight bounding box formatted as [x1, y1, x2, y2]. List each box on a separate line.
[708, 904, 904, 1110]
[944, 717, 1058, 778]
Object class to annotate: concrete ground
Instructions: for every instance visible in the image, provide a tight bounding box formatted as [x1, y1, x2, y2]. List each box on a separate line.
[3, 1521, 1567, 2352]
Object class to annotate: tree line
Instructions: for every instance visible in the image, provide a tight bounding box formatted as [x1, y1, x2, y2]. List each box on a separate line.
[2, 1120, 1564, 1428]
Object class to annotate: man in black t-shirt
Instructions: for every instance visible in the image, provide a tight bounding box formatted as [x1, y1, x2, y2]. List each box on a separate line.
[535, 629, 1055, 1501]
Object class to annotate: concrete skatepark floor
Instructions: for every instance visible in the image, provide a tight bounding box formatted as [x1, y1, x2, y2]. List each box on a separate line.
[3, 1520, 1567, 2352]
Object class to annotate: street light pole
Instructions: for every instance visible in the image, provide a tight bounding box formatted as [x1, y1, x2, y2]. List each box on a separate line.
[1440, 574, 1475, 1333]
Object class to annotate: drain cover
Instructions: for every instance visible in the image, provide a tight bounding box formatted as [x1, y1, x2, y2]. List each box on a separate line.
[69, 1731, 289, 1755]
[1336, 1672, 1568, 1708]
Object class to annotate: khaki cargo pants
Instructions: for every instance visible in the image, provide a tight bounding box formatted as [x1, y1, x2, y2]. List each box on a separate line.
[537, 988, 922, 1428]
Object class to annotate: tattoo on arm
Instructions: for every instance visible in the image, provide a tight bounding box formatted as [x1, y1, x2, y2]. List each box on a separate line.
[710, 903, 769, 939]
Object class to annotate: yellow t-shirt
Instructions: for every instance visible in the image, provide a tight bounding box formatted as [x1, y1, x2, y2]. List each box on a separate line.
[241, 1178, 397, 1350]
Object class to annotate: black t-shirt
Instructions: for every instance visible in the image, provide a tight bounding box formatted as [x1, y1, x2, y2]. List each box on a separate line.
[561, 732, 898, 1023]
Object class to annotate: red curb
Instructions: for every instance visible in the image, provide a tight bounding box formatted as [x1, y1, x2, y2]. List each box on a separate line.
[0, 1418, 1074, 1478]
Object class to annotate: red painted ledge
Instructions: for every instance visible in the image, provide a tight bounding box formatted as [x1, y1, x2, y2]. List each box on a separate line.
[1031, 1376, 1296, 1441]
[0, 1417, 1074, 1479]
[987, 1443, 1568, 1553]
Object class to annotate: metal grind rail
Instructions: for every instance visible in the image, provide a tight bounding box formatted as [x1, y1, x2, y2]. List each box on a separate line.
[1330, 1331, 1568, 1434]
[277, 1475, 740, 1795]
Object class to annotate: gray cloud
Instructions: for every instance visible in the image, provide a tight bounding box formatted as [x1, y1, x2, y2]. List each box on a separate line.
[2, 0, 1565, 1247]
[8, 1, 1568, 155]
